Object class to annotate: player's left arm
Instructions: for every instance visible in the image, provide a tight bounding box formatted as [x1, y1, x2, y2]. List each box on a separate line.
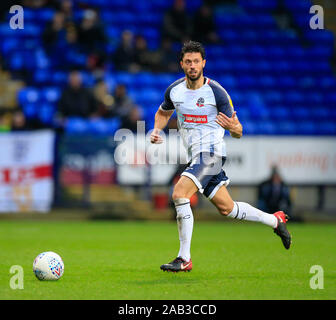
[216, 111, 243, 139]
[213, 87, 243, 138]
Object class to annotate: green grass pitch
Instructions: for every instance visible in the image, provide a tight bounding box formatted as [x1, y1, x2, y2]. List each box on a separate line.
[0, 220, 335, 300]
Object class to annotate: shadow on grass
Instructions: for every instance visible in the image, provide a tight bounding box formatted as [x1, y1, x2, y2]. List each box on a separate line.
[123, 274, 199, 286]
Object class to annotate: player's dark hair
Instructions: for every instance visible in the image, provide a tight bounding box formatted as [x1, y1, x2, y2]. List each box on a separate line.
[180, 41, 205, 61]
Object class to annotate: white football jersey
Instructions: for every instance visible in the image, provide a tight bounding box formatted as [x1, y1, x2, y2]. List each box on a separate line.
[159, 77, 234, 162]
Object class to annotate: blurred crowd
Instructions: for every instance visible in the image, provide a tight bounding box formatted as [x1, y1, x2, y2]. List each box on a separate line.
[0, 0, 228, 133]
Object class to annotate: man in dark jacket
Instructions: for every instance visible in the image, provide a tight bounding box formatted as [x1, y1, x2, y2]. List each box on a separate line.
[257, 166, 292, 217]
[58, 71, 98, 122]
[162, 0, 191, 42]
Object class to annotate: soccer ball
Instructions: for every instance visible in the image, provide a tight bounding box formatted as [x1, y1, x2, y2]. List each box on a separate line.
[33, 251, 64, 281]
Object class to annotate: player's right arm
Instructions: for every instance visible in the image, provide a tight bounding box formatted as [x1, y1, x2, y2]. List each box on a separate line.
[150, 108, 174, 144]
[150, 85, 176, 144]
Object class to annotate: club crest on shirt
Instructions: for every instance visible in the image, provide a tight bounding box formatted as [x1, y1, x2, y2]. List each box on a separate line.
[196, 97, 205, 107]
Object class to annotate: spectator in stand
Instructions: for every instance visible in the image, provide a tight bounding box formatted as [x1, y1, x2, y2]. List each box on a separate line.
[0, 1, 12, 20]
[44, 15, 86, 70]
[133, 35, 159, 72]
[156, 38, 179, 73]
[57, 71, 98, 124]
[112, 84, 141, 132]
[93, 79, 115, 118]
[257, 166, 292, 218]
[21, 0, 48, 8]
[78, 9, 107, 53]
[191, 3, 220, 44]
[61, 25, 84, 69]
[121, 106, 141, 133]
[10, 110, 29, 131]
[113, 30, 136, 72]
[10, 109, 45, 131]
[42, 11, 66, 50]
[162, 0, 191, 43]
[58, 0, 74, 23]
[77, 9, 107, 73]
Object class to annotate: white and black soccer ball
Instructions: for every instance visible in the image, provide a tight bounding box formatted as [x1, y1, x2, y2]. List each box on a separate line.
[33, 251, 64, 281]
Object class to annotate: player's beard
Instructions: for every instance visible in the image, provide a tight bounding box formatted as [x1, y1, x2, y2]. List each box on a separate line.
[186, 68, 203, 82]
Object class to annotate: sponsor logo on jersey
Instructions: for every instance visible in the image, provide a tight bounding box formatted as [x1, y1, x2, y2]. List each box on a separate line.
[174, 101, 184, 107]
[183, 114, 208, 123]
[196, 97, 205, 107]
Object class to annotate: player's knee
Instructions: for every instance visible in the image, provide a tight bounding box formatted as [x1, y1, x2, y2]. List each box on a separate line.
[172, 186, 190, 201]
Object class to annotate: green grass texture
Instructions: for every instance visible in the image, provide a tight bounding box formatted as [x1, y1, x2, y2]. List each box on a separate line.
[0, 220, 335, 300]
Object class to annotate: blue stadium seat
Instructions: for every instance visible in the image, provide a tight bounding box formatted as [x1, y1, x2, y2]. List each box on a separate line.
[239, 0, 278, 12]
[267, 46, 286, 58]
[308, 46, 334, 59]
[263, 91, 283, 104]
[131, 89, 162, 106]
[296, 121, 317, 135]
[258, 76, 276, 89]
[304, 92, 324, 104]
[37, 8, 55, 23]
[52, 71, 69, 86]
[304, 30, 335, 48]
[103, 74, 117, 92]
[319, 76, 336, 90]
[257, 120, 277, 135]
[217, 76, 237, 89]
[292, 107, 310, 120]
[242, 120, 258, 134]
[276, 77, 296, 89]
[286, 91, 305, 104]
[155, 74, 179, 88]
[293, 13, 311, 31]
[2, 0, 335, 136]
[319, 122, 336, 135]
[309, 106, 330, 120]
[237, 76, 255, 89]
[65, 118, 90, 134]
[133, 73, 157, 88]
[18, 88, 40, 105]
[298, 76, 316, 90]
[270, 106, 290, 120]
[39, 103, 56, 125]
[206, 46, 225, 58]
[277, 121, 297, 135]
[34, 69, 51, 85]
[88, 118, 121, 135]
[22, 103, 38, 118]
[285, 0, 313, 12]
[325, 93, 336, 104]
[106, 26, 120, 39]
[9, 52, 25, 70]
[235, 106, 250, 120]
[115, 72, 135, 86]
[0, 38, 20, 56]
[41, 87, 61, 103]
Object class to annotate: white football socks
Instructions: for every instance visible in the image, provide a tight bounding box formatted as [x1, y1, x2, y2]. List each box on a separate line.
[174, 198, 194, 262]
[227, 201, 278, 228]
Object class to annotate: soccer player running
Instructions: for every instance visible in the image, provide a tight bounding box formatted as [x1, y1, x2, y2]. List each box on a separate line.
[150, 41, 291, 273]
